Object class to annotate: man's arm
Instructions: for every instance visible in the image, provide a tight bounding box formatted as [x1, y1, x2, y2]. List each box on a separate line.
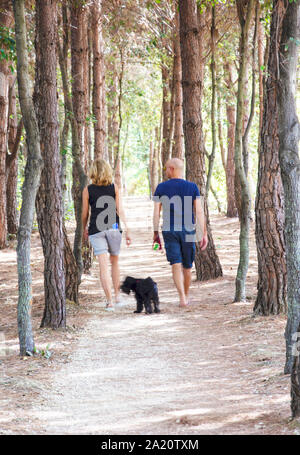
[153, 200, 162, 239]
[194, 197, 208, 251]
[115, 184, 131, 246]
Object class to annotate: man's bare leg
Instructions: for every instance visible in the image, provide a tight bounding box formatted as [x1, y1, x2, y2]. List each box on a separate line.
[171, 263, 188, 307]
[183, 267, 192, 302]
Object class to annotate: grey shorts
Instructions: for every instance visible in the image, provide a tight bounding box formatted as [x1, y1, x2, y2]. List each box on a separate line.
[89, 229, 122, 256]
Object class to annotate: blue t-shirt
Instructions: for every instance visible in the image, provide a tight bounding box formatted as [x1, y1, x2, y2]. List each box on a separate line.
[153, 178, 201, 232]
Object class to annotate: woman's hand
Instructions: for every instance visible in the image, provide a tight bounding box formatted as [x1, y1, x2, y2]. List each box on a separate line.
[125, 230, 131, 246]
[83, 226, 88, 242]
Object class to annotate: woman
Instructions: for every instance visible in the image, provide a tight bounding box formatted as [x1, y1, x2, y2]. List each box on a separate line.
[82, 159, 131, 311]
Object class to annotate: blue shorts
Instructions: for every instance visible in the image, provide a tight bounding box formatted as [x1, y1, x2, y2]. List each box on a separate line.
[162, 230, 195, 269]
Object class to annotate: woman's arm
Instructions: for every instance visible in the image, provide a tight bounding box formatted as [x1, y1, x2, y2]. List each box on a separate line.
[82, 186, 89, 240]
[115, 185, 131, 246]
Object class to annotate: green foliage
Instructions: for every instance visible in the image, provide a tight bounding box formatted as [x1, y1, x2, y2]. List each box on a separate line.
[33, 344, 52, 359]
[0, 26, 16, 72]
[120, 63, 161, 195]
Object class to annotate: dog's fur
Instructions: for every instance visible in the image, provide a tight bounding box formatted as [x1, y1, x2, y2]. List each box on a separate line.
[121, 276, 160, 314]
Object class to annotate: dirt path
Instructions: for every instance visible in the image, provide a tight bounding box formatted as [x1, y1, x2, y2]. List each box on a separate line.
[0, 197, 296, 434]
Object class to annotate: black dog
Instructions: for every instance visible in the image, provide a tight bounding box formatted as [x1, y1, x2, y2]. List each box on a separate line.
[121, 276, 160, 314]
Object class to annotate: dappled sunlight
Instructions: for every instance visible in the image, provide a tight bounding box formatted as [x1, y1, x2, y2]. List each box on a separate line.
[0, 197, 290, 435]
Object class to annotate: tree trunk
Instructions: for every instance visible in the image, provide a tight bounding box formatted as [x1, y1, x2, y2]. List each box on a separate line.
[152, 126, 160, 193]
[6, 76, 21, 235]
[172, 9, 184, 160]
[179, 0, 223, 281]
[13, 0, 43, 355]
[224, 62, 238, 218]
[82, 8, 92, 275]
[58, 12, 86, 298]
[161, 64, 172, 173]
[92, 0, 106, 159]
[63, 224, 79, 304]
[206, 5, 217, 195]
[233, 0, 255, 302]
[113, 51, 124, 189]
[34, 0, 65, 329]
[276, 0, 300, 377]
[254, 0, 286, 316]
[0, 2, 13, 248]
[70, 1, 88, 279]
[60, 3, 70, 218]
[149, 139, 154, 196]
[257, 2, 264, 134]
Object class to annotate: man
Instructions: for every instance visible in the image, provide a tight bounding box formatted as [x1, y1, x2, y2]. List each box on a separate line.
[153, 158, 208, 307]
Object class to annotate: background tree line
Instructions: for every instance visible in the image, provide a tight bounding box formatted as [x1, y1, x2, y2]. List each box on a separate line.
[0, 0, 299, 416]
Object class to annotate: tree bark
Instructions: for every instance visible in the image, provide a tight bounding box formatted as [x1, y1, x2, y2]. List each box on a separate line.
[34, 0, 65, 329]
[6, 76, 21, 235]
[113, 50, 124, 189]
[13, 0, 43, 355]
[63, 224, 79, 304]
[206, 5, 217, 195]
[254, 0, 286, 316]
[257, 2, 264, 134]
[172, 9, 184, 160]
[59, 4, 70, 218]
[275, 0, 300, 377]
[70, 1, 89, 279]
[152, 126, 160, 192]
[82, 8, 92, 275]
[58, 4, 81, 302]
[92, 0, 106, 159]
[161, 64, 172, 173]
[223, 62, 238, 218]
[234, 0, 255, 302]
[0, 2, 13, 248]
[179, 0, 223, 281]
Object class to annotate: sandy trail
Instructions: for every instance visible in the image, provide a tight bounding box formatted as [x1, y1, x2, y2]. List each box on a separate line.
[0, 197, 293, 434]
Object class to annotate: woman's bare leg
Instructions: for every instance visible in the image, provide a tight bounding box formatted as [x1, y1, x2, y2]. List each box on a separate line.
[97, 253, 113, 305]
[110, 254, 120, 301]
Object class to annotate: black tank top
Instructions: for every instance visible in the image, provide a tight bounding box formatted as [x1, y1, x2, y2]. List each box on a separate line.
[87, 183, 121, 235]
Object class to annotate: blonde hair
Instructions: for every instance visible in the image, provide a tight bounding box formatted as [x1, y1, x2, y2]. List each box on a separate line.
[88, 159, 113, 186]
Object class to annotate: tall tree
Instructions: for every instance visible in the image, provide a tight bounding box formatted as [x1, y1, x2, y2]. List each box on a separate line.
[34, 0, 66, 328]
[92, 0, 106, 159]
[70, 0, 88, 279]
[254, 0, 286, 316]
[276, 0, 300, 376]
[179, 0, 222, 281]
[172, 9, 184, 160]
[0, 1, 13, 248]
[233, 0, 254, 302]
[223, 61, 238, 218]
[6, 76, 22, 235]
[59, 3, 70, 216]
[206, 5, 217, 195]
[114, 48, 125, 189]
[58, 5, 85, 303]
[13, 0, 43, 355]
[161, 62, 172, 173]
